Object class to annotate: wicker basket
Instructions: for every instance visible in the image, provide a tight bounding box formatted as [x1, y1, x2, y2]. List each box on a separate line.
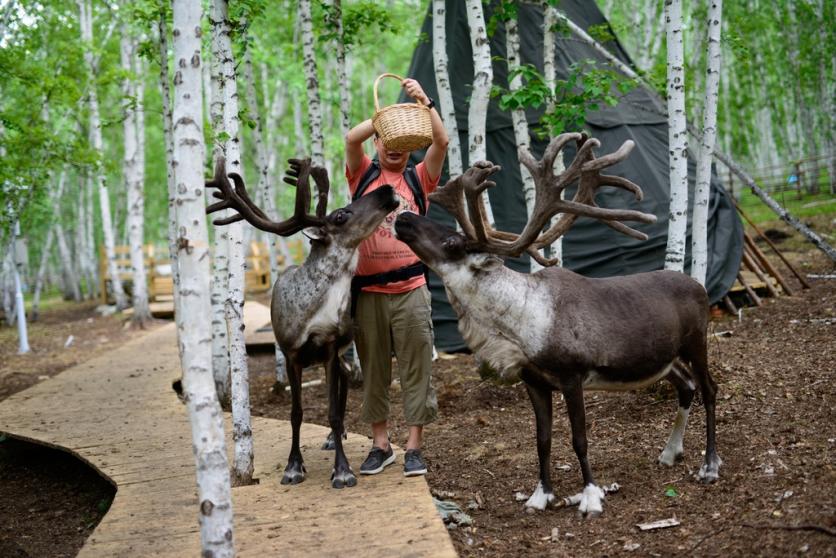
[372, 73, 433, 152]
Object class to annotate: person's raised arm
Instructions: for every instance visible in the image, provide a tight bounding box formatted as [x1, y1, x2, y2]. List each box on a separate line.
[345, 119, 375, 176]
[402, 78, 449, 182]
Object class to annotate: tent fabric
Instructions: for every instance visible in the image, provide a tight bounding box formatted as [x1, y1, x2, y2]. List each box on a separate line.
[400, 1, 743, 352]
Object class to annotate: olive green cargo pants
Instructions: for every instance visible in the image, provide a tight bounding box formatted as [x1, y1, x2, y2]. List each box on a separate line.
[354, 286, 438, 426]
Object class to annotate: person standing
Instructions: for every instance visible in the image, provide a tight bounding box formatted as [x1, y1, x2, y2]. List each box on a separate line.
[345, 77, 448, 477]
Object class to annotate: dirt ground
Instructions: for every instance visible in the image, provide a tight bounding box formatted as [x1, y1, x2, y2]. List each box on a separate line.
[0, 301, 161, 557]
[0, 217, 834, 557]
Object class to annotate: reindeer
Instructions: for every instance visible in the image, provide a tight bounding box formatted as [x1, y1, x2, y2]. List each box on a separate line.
[206, 157, 399, 489]
[393, 134, 721, 516]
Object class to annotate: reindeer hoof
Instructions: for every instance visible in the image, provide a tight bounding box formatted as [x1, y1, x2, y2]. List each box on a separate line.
[331, 469, 358, 489]
[658, 448, 684, 467]
[524, 481, 555, 511]
[697, 455, 722, 484]
[281, 462, 307, 485]
[577, 484, 605, 518]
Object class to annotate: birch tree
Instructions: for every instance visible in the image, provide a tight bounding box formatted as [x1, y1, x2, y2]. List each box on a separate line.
[542, 1, 565, 266]
[299, 0, 325, 168]
[212, 0, 254, 486]
[121, 29, 152, 326]
[432, 0, 462, 179]
[243, 46, 289, 386]
[503, 5, 540, 271]
[325, 0, 351, 204]
[31, 171, 67, 321]
[465, 0, 495, 224]
[171, 1, 234, 553]
[663, 0, 689, 272]
[78, 0, 127, 309]
[209, 0, 231, 401]
[11, 221, 29, 353]
[690, 0, 722, 286]
[157, 6, 181, 325]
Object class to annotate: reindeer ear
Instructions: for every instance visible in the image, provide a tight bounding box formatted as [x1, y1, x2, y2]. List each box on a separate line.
[302, 226, 327, 242]
[468, 253, 503, 273]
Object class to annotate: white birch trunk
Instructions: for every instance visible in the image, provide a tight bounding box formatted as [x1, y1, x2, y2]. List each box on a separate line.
[465, 0, 495, 224]
[690, 0, 722, 287]
[158, 11, 181, 336]
[243, 48, 289, 386]
[542, 3, 566, 267]
[209, 0, 231, 402]
[121, 31, 152, 325]
[505, 15, 541, 272]
[56, 217, 81, 302]
[72, 178, 89, 300]
[1, 247, 14, 327]
[299, 0, 325, 168]
[330, 0, 350, 205]
[214, 0, 254, 486]
[32, 171, 67, 320]
[11, 222, 29, 353]
[31, 225, 55, 322]
[432, 0, 463, 179]
[78, 0, 127, 309]
[171, 2, 235, 553]
[663, 0, 689, 272]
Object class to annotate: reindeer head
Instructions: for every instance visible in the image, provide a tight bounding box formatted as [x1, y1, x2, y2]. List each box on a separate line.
[395, 135, 656, 273]
[206, 157, 398, 249]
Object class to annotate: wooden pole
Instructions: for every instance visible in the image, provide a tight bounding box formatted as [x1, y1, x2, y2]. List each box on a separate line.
[723, 295, 738, 315]
[736, 272, 762, 306]
[734, 201, 811, 288]
[742, 248, 779, 298]
[743, 232, 794, 296]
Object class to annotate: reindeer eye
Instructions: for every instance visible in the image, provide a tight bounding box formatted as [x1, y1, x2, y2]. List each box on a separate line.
[334, 210, 349, 225]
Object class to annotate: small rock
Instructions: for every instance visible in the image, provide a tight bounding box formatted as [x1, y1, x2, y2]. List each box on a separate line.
[38, 375, 49, 381]
[624, 542, 641, 551]
[565, 532, 575, 540]
[550, 527, 560, 542]
[800, 544, 810, 553]
[514, 492, 529, 502]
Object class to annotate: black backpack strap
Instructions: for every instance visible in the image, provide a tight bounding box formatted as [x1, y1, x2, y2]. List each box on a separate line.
[352, 160, 427, 216]
[350, 262, 427, 317]
[352, 160, 382, 202]
[403, 164, 427, 216]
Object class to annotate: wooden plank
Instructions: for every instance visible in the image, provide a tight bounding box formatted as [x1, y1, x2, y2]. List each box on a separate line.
[0, 301, 455, 558]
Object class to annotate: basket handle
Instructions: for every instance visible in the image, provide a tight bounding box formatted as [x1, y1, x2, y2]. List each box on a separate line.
[373, 73, 421, 112]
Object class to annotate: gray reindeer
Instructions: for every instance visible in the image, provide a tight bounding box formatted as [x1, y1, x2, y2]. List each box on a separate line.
[393, 134, 720, 516]
[206, 158, 398, 489]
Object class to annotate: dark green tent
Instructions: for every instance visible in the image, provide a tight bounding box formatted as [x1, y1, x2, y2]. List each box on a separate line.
[402, 1, 743, 352]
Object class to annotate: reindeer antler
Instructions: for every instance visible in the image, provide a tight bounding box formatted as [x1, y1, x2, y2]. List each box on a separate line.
[430, 135, 657, 266]
[206, 157, 327, 236]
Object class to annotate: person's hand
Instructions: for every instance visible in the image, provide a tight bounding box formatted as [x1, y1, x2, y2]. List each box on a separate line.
[402, 78, 430, 106]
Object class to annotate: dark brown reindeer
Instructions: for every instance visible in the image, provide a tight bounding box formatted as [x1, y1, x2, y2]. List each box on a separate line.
[206, 157, 398, 489]
[394, 134, 721, 516]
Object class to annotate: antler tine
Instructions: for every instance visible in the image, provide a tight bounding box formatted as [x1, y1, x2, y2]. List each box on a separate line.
[427, 177, 478, 239]
[309, 165, 330, 218]
[581, 139, 634, 173]
[602, 219, 650, 241]
[541, 132, 583, 174]
[205, 156, 325, 236]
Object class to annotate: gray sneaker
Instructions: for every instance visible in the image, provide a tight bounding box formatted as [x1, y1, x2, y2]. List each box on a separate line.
[359, 445, 395, 475]
[403, 449, 428, 477]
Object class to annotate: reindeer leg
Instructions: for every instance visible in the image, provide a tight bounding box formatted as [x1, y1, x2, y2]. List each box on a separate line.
[687, 339, 722, 483]
[659, 361, 696, 466]
[328, 349, 356, 489]
[561, 379, 605, 517]
[281, 356, 307, 485]
[523, 380, 555, 511]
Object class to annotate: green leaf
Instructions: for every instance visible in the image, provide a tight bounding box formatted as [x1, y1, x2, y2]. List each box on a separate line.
[664, 486, 678, 498]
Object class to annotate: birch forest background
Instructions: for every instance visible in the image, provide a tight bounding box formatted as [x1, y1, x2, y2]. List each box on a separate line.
[1, 0, 833, 302]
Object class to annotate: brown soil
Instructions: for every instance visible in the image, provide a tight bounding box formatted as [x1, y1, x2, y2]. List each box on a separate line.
[0, 299, 162, 557]
[246, 222, 836, 557]
[0, 216, 833, 557]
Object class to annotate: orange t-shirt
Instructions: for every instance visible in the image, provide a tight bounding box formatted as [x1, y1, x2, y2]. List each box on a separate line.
[347, 155, 440, 294]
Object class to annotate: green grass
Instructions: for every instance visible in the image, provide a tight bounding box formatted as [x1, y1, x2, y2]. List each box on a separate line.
[735, 189, 836, 225]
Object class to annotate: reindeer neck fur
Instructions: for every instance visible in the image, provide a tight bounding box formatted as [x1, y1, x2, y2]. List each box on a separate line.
[271, 240, 359, 352]
[437, 257, 556, 382]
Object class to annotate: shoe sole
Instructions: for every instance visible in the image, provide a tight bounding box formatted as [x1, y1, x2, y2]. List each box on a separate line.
[403, 467, 427, 477]
[359, 453, 396, 475]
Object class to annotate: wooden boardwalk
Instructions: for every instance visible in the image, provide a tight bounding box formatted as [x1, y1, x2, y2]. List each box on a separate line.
[0, 302, 456, 557]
